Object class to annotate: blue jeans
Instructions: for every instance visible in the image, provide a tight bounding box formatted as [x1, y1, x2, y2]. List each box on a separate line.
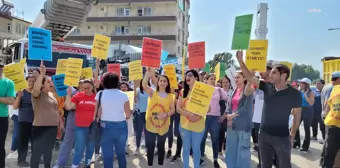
[72, 126, 96, 166]
[56, 112, 75, 166]
[11, 115, 18, 151]
[135, 112, 146, 148]
[201, 115, 220, 159]
[180, 125, 205, 168]
[100, 120, 128, 168]
[225, 129, 251, 168]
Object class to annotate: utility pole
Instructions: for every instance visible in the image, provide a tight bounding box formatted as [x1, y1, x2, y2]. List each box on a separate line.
[255, 3, 268, 40]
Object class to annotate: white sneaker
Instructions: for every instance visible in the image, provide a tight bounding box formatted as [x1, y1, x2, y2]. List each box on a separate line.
[134, 148, 140, 156]
[218, 153, 225, 160]
[53, 165, 60, 168]
[71, 164, 78, 168]
[6, 151, 18, 159]
[141, 137, 146, 147]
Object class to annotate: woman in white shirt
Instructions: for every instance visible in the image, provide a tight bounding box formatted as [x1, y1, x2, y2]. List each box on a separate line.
[95, 72, 131, 168]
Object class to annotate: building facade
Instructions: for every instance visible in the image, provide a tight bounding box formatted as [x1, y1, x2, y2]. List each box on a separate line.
[66, 0, 190, 57]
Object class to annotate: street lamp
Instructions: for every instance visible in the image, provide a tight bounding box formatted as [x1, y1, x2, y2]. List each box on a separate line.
[328, 28, 340, 31]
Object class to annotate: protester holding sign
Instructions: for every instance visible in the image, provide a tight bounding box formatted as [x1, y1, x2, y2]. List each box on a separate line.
[51, 85, 66, 149]
[12, 76, 35, 167]
[200, 73, 229, 167]
[64, 80, 96, 168]
[176, 69, 205, 168]
[142, 67, 175, 167]
[30, 61, 63, 168]
[32, 69, 40, 79]
[223, 72, 254, 168]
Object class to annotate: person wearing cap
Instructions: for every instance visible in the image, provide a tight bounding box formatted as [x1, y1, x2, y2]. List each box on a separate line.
[291, 82, 299, 90]
[293, 78, 315, 151]
[321, 71, 340, 168]
[0, 64, 16, 168]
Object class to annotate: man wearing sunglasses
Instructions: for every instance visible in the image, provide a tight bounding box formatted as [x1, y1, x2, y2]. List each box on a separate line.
[0, 64, 16, 168]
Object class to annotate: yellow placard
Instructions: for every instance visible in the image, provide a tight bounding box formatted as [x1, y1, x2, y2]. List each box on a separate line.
[20, 58, 26, 71]
[163, 64, 178, 89]
[64, 58, 83, 87]
[56, 59, 68, 75]
[245, 40, 268, 72]
[280, 61, 293, 81]
[125, 91, 134, 109]
[3, 63, 27, 91]
[81, 67, 93, 80]
[128, 60, 143, 81]
[186, 81, 215, 116]
[91, 33, 111, 60]
[215, 62, 220, 83]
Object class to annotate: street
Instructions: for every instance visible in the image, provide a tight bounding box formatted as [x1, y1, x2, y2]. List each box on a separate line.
[5, 124, 323, 168]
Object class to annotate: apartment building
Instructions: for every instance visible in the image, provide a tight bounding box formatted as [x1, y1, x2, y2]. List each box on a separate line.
[66, 0, 190, 57]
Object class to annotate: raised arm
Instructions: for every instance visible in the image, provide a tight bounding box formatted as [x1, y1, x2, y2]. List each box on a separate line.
[235, 50, 260, 88]
[32, 61, 45, 98]
[245, 82, 255, 96]
[94, 59, 101, 89]
[64, 87, 76, 110]
[12, 91, 23, 109]
[304, 90, 315, 106]
[142, 68, 154, 96]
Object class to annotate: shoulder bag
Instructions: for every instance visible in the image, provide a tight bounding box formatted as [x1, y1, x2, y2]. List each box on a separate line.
[88, 91, 103, 141]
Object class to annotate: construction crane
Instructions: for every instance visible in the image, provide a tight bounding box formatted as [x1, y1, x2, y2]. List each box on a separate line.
[25, 0, 99, 42]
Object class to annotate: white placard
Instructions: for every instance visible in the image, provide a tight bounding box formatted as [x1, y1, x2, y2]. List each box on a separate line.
[226, 66, 237, 89]
[252, 92, 264, 123]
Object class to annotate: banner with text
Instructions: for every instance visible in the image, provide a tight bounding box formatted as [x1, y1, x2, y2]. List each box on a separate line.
[28, 27, 52, 61]
[3, 63, 27, 91]
[128, 60, 143, 81]
[56, 59, 68, 75]
[91, 33, 111, 60]
[64, 58, 83, 87]
[188, 42, 205, 69]
[52, 74, 68, 97]
[186, 81, 215, 117]
[245, 40, 268, 72]
[81, 67, 93, 80]
[107, 64, 121, 77]
[164, 64, 178, 89]
[231, 14, 253, 50]
[141, 37, 163, 68]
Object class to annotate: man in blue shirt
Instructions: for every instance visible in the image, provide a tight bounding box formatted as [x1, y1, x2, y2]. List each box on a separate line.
[0, 64, 16, 168]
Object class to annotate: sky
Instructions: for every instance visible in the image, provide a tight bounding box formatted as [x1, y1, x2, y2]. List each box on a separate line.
[10, 0, 340, 72]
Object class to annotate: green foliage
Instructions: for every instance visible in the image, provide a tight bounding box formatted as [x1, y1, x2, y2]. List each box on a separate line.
[291, 63, 320, 82]
[206, 52, 238, 72]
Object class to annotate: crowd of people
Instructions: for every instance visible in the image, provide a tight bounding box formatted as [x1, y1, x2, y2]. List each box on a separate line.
[0, 51, 339, 168]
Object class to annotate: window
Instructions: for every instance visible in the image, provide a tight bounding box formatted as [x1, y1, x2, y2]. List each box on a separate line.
[116, 8, 130, 16]
[71, 29, 80, 35]
[87, 26, 91, 29]
[137, 26, 143, 35]
[143, 7, 152, 16]
[115, 26, 130, 35]
[100, 25, 104, 29]
[178, 46, 181, 56]
[137, 8, 143, 16]
[7, 24, 11, 33]
[21, 24, 25, 34]
[177, 29, 181, 42]
[101, 7, 104, 11]
[136, 26, 151, 35]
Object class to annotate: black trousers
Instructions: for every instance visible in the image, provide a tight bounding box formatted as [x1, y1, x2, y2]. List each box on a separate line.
[294, 106, 313, 149]
[18, 122, 33, 163]
[0, 117, 8, 168]
[311, 111, 326, 139]
[219, 123, 227, 152]
[30, 126, 57, 168]
[145, 130, 167, 166]
[321, 126, 340, 168]
[252, 123, 260, 144]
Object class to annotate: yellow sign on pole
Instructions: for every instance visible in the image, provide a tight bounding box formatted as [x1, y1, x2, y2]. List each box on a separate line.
[56, 59, 68, 75]
[245, 40, 268, 72]
[19, 58, 26, 71]
[64, 58, 83, 87]
[186, 81, 215, 117]
[3, 63, 27, 91]
[81, 67, 93, 80]
[125, 91, 135, 109]
[215, 62, 220, 83]
[91, 33, 111, 60]
[128, 60, 143, 81]
[164, 64, 178, 89]
[280, 61, 293, 81]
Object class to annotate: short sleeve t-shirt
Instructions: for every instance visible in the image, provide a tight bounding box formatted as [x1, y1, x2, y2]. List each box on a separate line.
[0, 77, 15, 117]
[96, 89, 129, 122]
[32, 92, 59, 126]
[71, 92, 96, 127]
[259, 81, 302, 137]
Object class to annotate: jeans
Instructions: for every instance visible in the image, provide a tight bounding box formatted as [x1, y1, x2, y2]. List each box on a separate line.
[201, 116, 220, 159]
[145, 130, 167, 166]
[55, 112, 75, 166]
[30, 126, 57, 168]
[73, 126, 96, 166]
[294, 106, 313, 149]
[100, 120, 128, 168]
[18, 122, 32, 163]
[168, 116, 174, 150]
[10, 115, 18, 151]
[0, 117, 8, 168]
[321, 126, 340, 168]
[259, 131, 291, 168]
[225, 129, 251, 168]
[180, 125, 205, 168]
[135, 112, 146, 148]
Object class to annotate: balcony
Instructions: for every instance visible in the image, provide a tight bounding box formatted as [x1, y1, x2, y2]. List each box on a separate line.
[98, 0, 189, 5]
[87, 12, 177, 22]
[67, 32, 177, 41]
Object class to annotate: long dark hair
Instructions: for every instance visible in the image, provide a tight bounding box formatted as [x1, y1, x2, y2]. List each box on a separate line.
[140, 78, 150, 94]
[157, 75, 171, 93]
[83, 79, 96, 94]
[183, 69, 200, 98]
[219, 75, 232, 90]
[120, 82, 132, 91]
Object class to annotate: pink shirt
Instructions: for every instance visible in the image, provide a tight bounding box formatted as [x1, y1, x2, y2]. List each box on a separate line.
[207, 87, 229, 116]
[231, 88, 242, 112]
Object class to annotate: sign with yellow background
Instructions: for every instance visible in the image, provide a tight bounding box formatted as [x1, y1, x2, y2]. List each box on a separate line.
[163, 64, 178, 89]
[125, 91, 135, 109]
[81, 67, 93, 80]
[325, 85, 340, 128]
[186, 81, 215, 116]
[3, 63, 27, 91]
[128, 60, 143, 81]
[280, 61, 293, 81]
[91, 33, 111, 60]
[215, 62, 220, 83]
[180, 97, 205, 132]
[245, 40, 268, 72]
[20, 58, 26, 71]
[56, 59, 68, 75]
[64, 58, 83, 87]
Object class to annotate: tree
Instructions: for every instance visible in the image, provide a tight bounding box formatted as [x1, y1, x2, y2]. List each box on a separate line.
[206, 52, 238, 72]
[291, 63, 320, 82]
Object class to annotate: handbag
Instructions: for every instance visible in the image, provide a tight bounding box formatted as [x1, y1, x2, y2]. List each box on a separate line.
[88, 91, 103, 141]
